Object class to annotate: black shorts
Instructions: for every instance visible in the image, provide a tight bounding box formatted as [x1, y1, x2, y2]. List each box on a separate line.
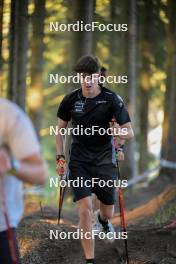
[69, 161, 117, 205]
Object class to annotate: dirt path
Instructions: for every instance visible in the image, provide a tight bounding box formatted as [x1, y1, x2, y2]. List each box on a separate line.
[18, 180, 176, 264]
[17, 206, 176, 264]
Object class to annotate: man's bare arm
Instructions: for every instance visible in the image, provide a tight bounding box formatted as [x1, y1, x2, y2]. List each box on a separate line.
[56, 118, 68, 156]
[119, 122, 134, 140]
[55, 118, 68, 176]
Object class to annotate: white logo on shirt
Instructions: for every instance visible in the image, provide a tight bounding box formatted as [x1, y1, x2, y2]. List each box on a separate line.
[96, 100, 107, 104]
[74, 101, 84, 112]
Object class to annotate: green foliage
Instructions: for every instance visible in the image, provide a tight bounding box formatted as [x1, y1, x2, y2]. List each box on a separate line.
[154, 202, 176, 225]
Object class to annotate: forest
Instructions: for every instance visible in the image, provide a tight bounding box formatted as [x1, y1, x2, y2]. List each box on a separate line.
[0, 0, 176, 263]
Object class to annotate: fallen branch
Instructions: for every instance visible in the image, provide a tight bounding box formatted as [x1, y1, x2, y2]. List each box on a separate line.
[112, 186, 176, 226]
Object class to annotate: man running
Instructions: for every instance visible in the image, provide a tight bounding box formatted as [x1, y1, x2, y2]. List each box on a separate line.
[56, 55, 134, 264]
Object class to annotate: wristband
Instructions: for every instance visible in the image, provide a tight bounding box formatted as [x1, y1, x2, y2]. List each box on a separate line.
[118, 144, 124, 152]
[56, 154, 65, 161]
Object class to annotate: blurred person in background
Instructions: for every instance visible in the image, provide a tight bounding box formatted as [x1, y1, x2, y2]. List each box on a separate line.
[0, 98, 47, 264]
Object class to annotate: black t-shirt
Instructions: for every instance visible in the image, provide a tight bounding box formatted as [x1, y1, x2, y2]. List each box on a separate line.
[57, 86, 131, 165]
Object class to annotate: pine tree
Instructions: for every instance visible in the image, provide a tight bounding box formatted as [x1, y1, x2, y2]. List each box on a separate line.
[8, 0, 28, 110]
[29, 0, 46, 137]
[160, 0, 176, 179]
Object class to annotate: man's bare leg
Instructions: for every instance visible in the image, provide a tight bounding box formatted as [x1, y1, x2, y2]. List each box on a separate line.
[77, 196, 94, 260]
[99, 202, 114, 220]
[98, 202, 115, 242]
[92, 194, 100, 212]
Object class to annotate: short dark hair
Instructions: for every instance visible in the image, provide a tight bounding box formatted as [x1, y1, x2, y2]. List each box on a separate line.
[73, 55, 100, 74]
[100, 66, 107, 77]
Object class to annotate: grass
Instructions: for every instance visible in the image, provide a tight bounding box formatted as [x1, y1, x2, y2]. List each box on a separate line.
[154, 201, 176, 225]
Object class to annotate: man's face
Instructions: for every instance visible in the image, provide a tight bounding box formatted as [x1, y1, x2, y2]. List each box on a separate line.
[80, 72, 100, 95]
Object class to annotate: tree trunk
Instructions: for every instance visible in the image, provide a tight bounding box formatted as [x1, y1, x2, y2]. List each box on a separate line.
[109, 0, 122, 72]
[8, 0, 28, 110]
[92, 0, 97, 54]
[16, 0, 28, 109]
[8, 0, 18, 101]
[72, 0, 94, 63]
[112, 186, 176, 226]
[0, 0, 4, 96]
[138, 0, 153, 173]
[160, 0, 176, 179]
[29, 0, 46, 137]
[123, 0, 138, 179]
[109, 0, 117, 69]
